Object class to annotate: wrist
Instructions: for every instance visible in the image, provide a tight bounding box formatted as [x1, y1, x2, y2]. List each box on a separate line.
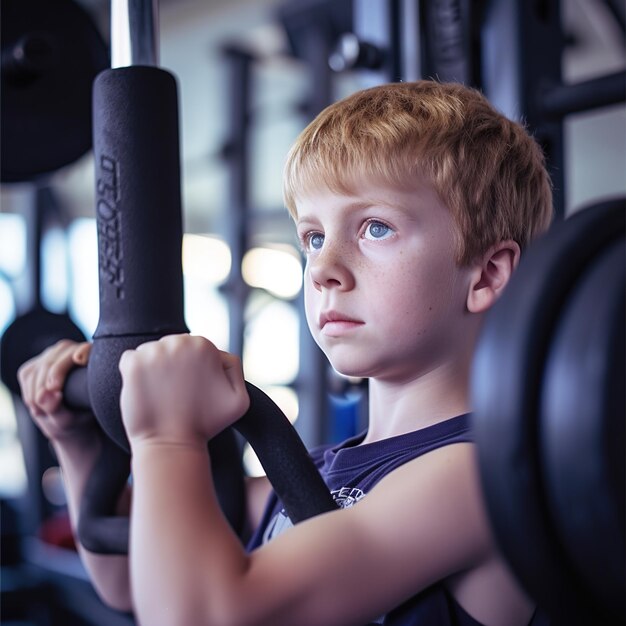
[49, 427, 104, 469]
[128, 433, 208, 455]
[130, 437, 210, 480]
[49, 421, 103, 447]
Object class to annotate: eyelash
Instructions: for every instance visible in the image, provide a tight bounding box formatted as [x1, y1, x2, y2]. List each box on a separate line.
[362, 219, 393, 240]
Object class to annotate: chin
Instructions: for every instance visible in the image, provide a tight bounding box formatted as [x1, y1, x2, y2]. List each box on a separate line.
[327, 358, 373, 380]
[320, 343, 383, 379]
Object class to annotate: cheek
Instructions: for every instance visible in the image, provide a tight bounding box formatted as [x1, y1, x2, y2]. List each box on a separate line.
[373, 256, 459, 325]
[303, 278, 319, 329]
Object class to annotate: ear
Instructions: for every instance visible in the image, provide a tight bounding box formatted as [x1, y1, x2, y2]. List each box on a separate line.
[466, 240, 521, 314]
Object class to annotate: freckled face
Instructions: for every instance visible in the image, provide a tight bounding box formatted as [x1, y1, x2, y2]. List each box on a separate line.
[295, 179, 474, 382]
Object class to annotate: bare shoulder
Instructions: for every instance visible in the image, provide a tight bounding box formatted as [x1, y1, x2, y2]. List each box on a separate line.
[364, 443, 535, 626]
[361, 442, 492, 577]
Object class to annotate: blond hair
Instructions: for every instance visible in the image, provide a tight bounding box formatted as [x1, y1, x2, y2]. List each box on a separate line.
[283, 80, 553, 265]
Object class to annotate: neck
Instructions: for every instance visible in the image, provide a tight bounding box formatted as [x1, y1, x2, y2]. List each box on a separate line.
[362, 360, 471, 445]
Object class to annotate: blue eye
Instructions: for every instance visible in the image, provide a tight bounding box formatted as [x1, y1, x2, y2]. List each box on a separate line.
[364, 221, 392, 240]
[306, 232, 325, 251]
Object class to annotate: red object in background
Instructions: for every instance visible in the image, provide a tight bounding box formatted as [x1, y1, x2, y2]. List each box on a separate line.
[39, 513, 76, 551]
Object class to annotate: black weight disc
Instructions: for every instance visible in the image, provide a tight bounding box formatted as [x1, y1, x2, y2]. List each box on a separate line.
[1, 0, 109, 182]
[471, 198, 625, 624]
[0, 308, 86, 395]
[541, 238, 625, 623]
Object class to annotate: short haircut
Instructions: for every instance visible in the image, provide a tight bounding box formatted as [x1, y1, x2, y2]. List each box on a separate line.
[283, 80, 554, 265]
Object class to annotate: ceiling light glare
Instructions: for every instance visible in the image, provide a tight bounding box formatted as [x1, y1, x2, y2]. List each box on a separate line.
[242, 246, 302, 299]
[182, 234, 231, 285]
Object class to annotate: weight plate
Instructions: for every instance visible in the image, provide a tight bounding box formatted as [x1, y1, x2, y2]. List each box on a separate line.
[1, 0, 109, 182]
[471, 198, 625, 624]
[0, 308, 87, 395]
[541, 238, 625, 623]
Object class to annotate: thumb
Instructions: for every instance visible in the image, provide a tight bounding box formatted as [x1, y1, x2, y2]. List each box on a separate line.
[219, 352, 246, 392]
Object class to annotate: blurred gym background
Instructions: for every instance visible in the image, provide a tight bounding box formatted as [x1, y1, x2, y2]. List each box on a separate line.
[0, 1, 624, 622]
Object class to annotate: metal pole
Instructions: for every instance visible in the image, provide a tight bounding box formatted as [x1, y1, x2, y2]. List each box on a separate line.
[111, 0, 159, 68]
[221, 46, 254, 358]
[539, 71, 626, 119]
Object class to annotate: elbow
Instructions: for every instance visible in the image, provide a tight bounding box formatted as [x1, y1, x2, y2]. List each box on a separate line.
[134, 606, 226, 626]
[134, 594, 252, 626]
[95, 585, 133, 614]
[90, 572, 133, 613]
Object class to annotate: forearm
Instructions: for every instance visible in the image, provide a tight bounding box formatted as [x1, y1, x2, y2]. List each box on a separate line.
[51, 433, 132, 612]
[129, 441, 401, 626]
[130, 441, 251, 626]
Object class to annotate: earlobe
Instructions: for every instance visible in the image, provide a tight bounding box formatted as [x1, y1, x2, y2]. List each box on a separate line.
[467, 240, 521, 313]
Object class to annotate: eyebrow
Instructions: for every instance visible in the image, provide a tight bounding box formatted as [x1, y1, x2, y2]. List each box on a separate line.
[296, 199, 412, 224]
[296, 199, 417, 227]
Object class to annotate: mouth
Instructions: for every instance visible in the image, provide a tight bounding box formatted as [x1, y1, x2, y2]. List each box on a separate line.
[319, 311, 364, 335]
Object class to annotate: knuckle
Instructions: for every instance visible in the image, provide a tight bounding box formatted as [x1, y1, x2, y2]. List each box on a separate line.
[73, 342, 91, 359]
[34, 388, 47, 408]
[17, 362, 32, 385]
[48, 358, 64, 375]
[119, 349, 136, 374]
[188, 334, 207, 352]
[54, 339, 74, 352]
[238, 394, 251, 415]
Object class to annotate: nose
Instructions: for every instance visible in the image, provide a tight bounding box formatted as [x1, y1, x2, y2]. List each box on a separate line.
[307, 241, 355, 292]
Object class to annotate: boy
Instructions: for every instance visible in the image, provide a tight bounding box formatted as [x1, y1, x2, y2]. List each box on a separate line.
[19, 80, 553, 625]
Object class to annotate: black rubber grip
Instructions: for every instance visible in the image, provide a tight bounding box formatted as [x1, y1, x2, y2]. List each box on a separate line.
[63, 365, 90, 410]
[91, 66, 186, 339]
[87, 66, 189, 453]
[236, 383, 337, 523]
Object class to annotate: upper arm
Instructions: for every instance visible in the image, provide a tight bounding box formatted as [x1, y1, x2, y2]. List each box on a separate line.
[233, 443, 493, 626]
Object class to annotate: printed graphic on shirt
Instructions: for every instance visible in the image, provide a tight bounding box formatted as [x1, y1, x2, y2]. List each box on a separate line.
[263, 485, 365, 543]
[331, 486, 365, 508]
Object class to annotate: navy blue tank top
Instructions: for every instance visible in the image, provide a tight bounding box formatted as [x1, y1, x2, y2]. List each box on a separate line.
[247, 414, 549, 626]
[247, 415, 482, 623]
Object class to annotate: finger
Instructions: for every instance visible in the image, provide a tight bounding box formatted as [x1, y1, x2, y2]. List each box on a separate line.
[118, 348, 133, 372]
[32, 348, 55, 411]
[17, 346, 51, 405]
[34, 363, 64, 416]
[18, 361, 41, 416]
[220, 352, 247, 394]
[119, 348, 141, 379]
[193, 334, 214, 349]
[160, 332, 197, 355]
[46, 342, 84, 391]
[72, 342, 91, 366]
[19, 340, 73, 416]
[35, 341, 80, 413]
[135, 337, 165, 355]
[219, 351, 242, 371]
[17, 355, 33, 387]
[17, 359, 34, 399]
[38, 389, 65, 416]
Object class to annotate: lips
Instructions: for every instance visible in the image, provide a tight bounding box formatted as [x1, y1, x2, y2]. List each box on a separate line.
[319, 311, 363, 333]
